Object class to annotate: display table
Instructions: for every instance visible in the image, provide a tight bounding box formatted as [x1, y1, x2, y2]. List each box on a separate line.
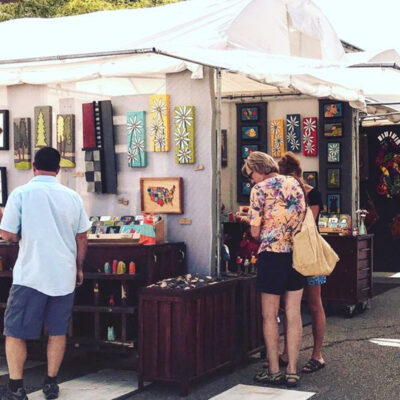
[322, 234, 373, 316]
[0, 241, 186, 349]
[138, 279, 237, 396]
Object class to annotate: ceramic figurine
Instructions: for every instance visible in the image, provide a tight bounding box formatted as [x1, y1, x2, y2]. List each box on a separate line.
[93, 282, 99, 305]
[121, 283, 127, 306]
[129, 261, 136, 274]
[117, 261, 126, 274]
[104, 262, 111, 274]
[356, 209, 368, 235]
[109, 294, 115, 307]
[243, 258, 250, 274]
[236, 256, 243, 273]
[112, 259, 118, 274]
[250, 254, 257, 273]
[107, 326, 116, 341]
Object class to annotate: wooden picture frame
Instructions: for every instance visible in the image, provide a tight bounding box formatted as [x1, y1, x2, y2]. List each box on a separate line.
[327, 193, 341, 213]
[140, 177, 183, 214]
[241, 107, 259, 121]
[327, 168, 341, 189]
[241, 126, 259, 139]
[327, 142, 341, 163]
[324, 122, 343, 137]
[323, 103, 342, 118]
[0, 110, 10, 150]
[303, 171, 318, 188]
[0, 167, 8, 206]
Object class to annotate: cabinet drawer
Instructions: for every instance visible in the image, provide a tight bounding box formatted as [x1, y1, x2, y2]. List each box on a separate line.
[357, 286, 371, 300]
[358, 240, 370, 250]
[358, 267, 371, 280]
[357, 277, 370, 290]
[358, 259, 370, 270]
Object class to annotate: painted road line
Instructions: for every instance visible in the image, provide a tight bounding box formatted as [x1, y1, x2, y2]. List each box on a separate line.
[370, 338, 400, 348]
[28, 369, 147, 400]
[0, 357, 44, 376]
[210, 384, 315, 400]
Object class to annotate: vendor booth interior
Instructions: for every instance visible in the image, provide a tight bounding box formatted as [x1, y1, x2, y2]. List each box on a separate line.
[0, 0, 398, 395]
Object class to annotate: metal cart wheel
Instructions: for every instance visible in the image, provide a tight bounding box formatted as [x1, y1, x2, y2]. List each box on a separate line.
[344, 304, 357, 318]
[357, 300, 370, 313]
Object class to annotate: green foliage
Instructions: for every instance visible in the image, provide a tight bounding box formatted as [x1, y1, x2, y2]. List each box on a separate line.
[0, 0, 181, 22]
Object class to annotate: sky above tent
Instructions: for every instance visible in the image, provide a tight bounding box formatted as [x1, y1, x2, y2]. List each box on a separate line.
[315, 0, 399, 52]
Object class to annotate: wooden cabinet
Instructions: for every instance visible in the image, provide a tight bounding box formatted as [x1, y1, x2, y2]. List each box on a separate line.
[322, 235, 373, 312]
[0, 241, 186, 349]
[138, 279, 237, 396]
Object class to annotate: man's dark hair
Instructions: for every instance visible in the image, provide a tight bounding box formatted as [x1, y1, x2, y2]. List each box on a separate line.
[34, 147, 60, 172]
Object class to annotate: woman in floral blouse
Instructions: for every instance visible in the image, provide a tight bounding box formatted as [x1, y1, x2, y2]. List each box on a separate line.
[242, 151, 306, 387]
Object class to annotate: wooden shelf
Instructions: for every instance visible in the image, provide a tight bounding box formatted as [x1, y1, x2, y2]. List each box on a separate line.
[84, 273, 143, 281]
[73, 305, 136, 314]
[0, 271, 12, 278]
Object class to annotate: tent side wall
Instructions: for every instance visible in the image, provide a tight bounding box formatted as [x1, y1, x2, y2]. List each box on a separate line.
[1, 69, 216, 275]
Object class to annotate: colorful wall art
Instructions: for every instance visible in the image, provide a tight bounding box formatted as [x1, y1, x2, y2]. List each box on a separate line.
[327, 142, 341, 163]
[324, 103, 342, 118]
[303, 171, 318, 188]
[56, 114, 75, 168]
[140, 177, 183, 214]
[270, 119, 285, 158]
[241, 126, 259, 140]
[302, 117, 317, 156]
[174, 105, 195, 164]
[241, 107, 259, 121]
[149, 94, 170, 152]
[286, 114, 301, 153]
[13, 118, 31, 170]
[127, 111, 147, 167]
[327, 168, 341, 189]
[327, 193, 341, 213]
[34, 106, 52, 152]
[242, 144, 258, 159]
[324, 122, 343, 137]
[0, 110, 9, 150]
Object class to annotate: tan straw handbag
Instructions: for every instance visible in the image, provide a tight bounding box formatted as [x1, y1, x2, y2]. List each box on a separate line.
[292, 181, 339, 276]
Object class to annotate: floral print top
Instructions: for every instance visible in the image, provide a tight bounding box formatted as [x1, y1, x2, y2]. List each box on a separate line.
[249, 175, 306, 254]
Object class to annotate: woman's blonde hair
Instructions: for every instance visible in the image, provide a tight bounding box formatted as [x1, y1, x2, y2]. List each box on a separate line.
[278, 151, 302, 178]
[241, 151, 278, 178]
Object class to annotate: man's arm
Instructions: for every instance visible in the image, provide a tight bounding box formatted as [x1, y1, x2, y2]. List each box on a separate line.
[0, 229, 19, 243]
[75, 232, 88, 287]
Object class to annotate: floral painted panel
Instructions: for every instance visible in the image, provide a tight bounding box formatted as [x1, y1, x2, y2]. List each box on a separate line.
[149, 94, 170, 152]
[14, 118, 31, 170]
[174, 105, 195, 164]
[327, 142, 341, 163]
[57, 114, 75, 168]
[302, 117, 318, 156]
[286, 114, 301, 153]
[34, 106, 52, 152]
[127, 111, 146, 167]
[270, 119, 285, 158]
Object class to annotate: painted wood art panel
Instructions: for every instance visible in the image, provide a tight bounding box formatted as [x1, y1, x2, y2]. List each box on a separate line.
[174, 105, 195, 164]
[34, 106, 52, 152]
[13, 118, 31, 170]
[127, 111, 147, 167]
[302, 117, 318, 156]
[56, 114, 75, 168]
[149, 94, 170, 152]
[0, 110, 9, 150]
[0, 167, 7, 206]
[285, 114, 301, 153]
[270, 119, 285, 158]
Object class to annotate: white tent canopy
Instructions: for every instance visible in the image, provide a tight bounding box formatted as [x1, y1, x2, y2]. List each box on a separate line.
[0, 0, 371, 108]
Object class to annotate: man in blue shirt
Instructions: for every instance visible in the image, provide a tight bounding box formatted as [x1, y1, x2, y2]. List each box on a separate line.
[0, 147, 91, 400]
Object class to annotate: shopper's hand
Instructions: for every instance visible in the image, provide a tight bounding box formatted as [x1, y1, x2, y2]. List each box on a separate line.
[76, 270, 84, 287]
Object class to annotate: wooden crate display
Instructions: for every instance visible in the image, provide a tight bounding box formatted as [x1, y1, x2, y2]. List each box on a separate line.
[138, 279, 237, 396]
[0, 242, 186, 349]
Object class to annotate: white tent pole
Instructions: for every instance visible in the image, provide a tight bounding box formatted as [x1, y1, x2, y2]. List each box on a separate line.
[354, 110, 360, 218]
[215, 68, 222, 278]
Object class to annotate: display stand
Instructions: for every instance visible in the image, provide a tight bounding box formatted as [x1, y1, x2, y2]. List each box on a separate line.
[0, 241, 186, 349]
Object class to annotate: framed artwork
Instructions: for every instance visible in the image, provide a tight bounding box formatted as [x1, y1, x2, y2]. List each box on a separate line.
[13, 118, 31, 170]
[174, 105, 195, 164]
[0, 110, 9, 150]
[327, 168, 341, 189]
[327, 142, 341, 163]
[270, 119, 285, 158]
[241, 144, 258, 159]
[127, 111, 147, 167]
[241, 107, 258, 121]
[140, 177, 183, 214]
[221, 129, 227, 167]
[242, 181, 251, 196]
[302, 117, 317, 156]
[327, 193, 341, 213]
[149, 94, 170, 152]
[324, 103, 342, 118]
[57, 114, 75, 168]
[286, 114, 301, 153]
[324, 122, 343, 137]
[303, 171, 318, 188]
[0, 167, 7, 206]
[241, 126, 259, 139]
[34, 106, 52, 152]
